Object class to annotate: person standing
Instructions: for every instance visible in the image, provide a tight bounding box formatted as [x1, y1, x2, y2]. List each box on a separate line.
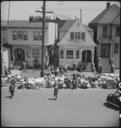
[4, 66, 8, 77]
[9, 77, 16, 98]
[53, 77, 59, 100]
[99, 63, 102, 74]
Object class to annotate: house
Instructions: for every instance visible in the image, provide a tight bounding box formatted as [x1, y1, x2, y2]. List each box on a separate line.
[89, 3, 120, 73]
[57, 18, 96, 72]
[1, 20, 58, 69]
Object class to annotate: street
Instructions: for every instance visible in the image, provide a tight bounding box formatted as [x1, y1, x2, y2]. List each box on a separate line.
[1, 87, 119, 127]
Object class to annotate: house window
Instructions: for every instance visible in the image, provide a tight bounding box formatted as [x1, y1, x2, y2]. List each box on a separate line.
[17, 31, 23, 40]
[60, 50, 64, 58]
[81, 32, 85, 40]
[76, 50, 79, 59]
[34, 32, 42, 40]
[66, 50, 73, 59]
[34, 32, 39, 40]
[13, 31, 17, 40]
[23, 31, 28, 40]
[75, 32, 81, 40]
[116, 26, 120, 36]
[70, 32, 74, 40]
[13, 31, 28, 40]
[32, 48, 39, 58]
[103, 25, 107, 38]
[114, 43, 119, 53]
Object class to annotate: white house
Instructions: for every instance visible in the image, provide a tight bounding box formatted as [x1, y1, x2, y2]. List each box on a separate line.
[57, 18, 96, 71]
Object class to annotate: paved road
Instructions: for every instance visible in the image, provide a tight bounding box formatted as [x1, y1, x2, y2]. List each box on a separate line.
[1, 87, 119, 127]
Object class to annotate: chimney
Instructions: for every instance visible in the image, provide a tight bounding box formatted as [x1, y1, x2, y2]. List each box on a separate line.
[107, 2, 110, 8]
[80, 9, 82, 23]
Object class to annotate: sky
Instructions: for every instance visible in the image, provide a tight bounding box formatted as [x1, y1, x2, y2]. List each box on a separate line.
[1, 1, 120, 25]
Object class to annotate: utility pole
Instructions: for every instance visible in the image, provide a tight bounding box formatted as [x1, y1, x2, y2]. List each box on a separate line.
[36, 1, 53, 77]
[41, 0, 46, 77]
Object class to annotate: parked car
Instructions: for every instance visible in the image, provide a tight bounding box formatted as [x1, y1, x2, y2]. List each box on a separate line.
[106, 90, 120, 108]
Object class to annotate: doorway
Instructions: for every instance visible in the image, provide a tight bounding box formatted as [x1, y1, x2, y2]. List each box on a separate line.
[100, 43, 111, 58]
[82, 50, 92, 63]
[14, 48, 25, 62]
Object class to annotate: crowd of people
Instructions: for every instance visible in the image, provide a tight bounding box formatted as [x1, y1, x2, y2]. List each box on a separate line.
[2, 64, 119, 100]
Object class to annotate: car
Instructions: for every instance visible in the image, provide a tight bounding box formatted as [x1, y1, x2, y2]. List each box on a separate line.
[106, 90, 120, 108]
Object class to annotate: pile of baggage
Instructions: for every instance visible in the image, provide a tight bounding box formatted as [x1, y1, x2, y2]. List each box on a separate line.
[2, 71, 119, 90]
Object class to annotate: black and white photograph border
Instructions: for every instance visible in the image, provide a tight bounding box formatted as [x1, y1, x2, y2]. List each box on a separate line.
[1, 0, 120, 127]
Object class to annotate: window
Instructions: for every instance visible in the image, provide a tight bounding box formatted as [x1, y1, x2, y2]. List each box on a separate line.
[33, 32, 42, 40]
[13, 31, 28, 40]
[81, 32, 85, 40]
[13, 31, 17, 40]
[116, 26, 120, 36]
[70, 32, 74, 40]
[76, 50, 79, 59]
[60, 50, 64, 58]
[23, 31, 28, 40]
[75, 32, 81, 40]
[66, 50, 73, 59]
[18, 31, 23, 40]
[32, 48, 39, 58]
[114, 43, 119, 53]
[34, 32, 39, 40]
[103, 25, 107, 38]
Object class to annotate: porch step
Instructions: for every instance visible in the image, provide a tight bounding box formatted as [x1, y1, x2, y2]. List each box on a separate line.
[84, 63, 93, 72]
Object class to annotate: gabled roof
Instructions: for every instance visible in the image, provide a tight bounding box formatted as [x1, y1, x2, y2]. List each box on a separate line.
[58, 19, 95, 47]
[60, 20, 75, 31]
[59, 20, 75, 40]
[1, 20, 48, 28]
[59, 20, 93, 40]
[112, 12, 120, 24]
[90, 4, 120, 24]
[84, 25, 93, 32]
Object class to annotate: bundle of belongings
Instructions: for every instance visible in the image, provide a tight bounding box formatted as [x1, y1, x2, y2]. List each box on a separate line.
[2, 72, 119, 90]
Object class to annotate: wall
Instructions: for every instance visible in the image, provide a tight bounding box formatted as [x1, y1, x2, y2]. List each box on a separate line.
[8, 28, 48, 45]
[12, 45, 49, 67]
[59, 46, 94, 66]
[48, 22, 58, 45]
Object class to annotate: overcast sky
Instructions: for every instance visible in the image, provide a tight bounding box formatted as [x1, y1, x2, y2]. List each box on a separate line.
[1, 1, 120, 25]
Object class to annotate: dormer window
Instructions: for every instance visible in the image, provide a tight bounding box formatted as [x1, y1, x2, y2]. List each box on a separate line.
[75, 32, 81, 40]
[70, 32, 85, 40]
[70, 32, 74, 40]
[81, 32, 85, 40]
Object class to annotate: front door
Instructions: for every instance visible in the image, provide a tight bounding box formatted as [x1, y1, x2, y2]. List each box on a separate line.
[100, 43, 111, 58]
[82, 50, 92, 63]
[14, 48, 25, 62]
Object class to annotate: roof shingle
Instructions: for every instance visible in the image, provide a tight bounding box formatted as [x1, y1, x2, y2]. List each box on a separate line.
[90, 4, 120, 24]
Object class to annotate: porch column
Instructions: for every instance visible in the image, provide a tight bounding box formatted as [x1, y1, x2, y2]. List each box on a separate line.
[110, 41, 113, 58]
[80, 49, 82, 62]
[91, 48, 96, 72]
[98, 41, 101, 57]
